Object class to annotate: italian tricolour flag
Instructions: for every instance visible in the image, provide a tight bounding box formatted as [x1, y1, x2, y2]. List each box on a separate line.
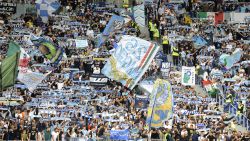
[197, 12, 224, 25]
[202, 80, 219, 98]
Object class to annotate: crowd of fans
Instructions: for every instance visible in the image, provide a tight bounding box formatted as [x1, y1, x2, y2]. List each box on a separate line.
[0, 0, 249, 140]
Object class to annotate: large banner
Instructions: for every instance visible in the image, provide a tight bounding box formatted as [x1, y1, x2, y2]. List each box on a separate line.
[181, 66, 195, 86]
[110, 129, 129, 140]
[135, 95, 148, 109]
[133, 4, 145, 27]
[219, 48, 243, 69]
[103, 15, 124, 36]
[0, 2, 16, 14]
[146, 79, 173, 128]
[102, 35, 159, 89]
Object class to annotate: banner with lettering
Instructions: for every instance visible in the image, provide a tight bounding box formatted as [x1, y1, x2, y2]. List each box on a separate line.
[161, 62, 171, 78]
[0, 2, 16, 14]
[181, 66, 195, 86]
[89, 74, 108, 86]
[102, 35, 159, 89]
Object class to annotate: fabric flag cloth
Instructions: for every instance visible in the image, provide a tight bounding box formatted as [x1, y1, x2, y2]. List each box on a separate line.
[102, 35, 160, 89]
[181, 66, 195, 86]
[215, 12, 224, 25]
[35, 0, 60, 23]
[18, 70, 51, 92]
[133, 4, 146, 27]
[103, 15, 124, 36]
[0, 51, 20, 90]
[192, 35, 207, 47]
[0, 41, 20, 90]
[146, 79, 173, 128]
[110, 129, 129, 140]
[219, 48, 243, 69]
[197, 12, 224, 25]
[31, 35, 63, 66]
[202, 80, 219, 98]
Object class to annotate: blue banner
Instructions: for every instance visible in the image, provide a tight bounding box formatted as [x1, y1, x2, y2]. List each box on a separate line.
[110, 129, 129, 140]
[103, 15, 124, 36]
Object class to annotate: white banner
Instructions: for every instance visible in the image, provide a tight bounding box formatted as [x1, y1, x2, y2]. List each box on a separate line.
[89, 74, 108, 86]
[75, 39, 88, 48]
[181, 66, 195, 86]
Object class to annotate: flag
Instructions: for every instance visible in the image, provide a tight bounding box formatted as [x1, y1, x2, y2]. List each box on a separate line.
[7, 41, 20, 57]
[192, 35, 207, 47]
[31, 36, 63, 65]
[102, 35, 159, 89]
[181, 66, 195, 86]
[202, 80, 219, 98]
[219, 48, 243, 69]
[35, 0, 60, 23]
[198, 12, 224, 25]
[18, 70, 50, 92]
[146, 79, 173, 128]
[215, 12, 224, 25]
[103, 15, 124, 36]
[0, 41, 21, 90]
[0, 51, 20, 90]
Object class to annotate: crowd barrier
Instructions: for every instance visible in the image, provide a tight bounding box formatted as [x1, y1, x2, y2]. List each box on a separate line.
[216, 87, 250, 131]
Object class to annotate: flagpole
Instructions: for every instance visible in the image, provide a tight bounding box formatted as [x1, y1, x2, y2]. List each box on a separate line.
[149, 86, 157, 130]
[0, 64, 2, 97]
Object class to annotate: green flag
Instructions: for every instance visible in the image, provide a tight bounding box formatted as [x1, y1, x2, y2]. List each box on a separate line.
[197, 12, 207, 19]
[0, 42, 20, 90]
[7, 41, 21, 57]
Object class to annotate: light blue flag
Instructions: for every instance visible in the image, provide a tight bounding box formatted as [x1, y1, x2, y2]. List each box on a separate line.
[219, 48, 243, 69]
[101, 35, 159, 89]
[36, 0, 60, 23]
[103, 15, 124, 36]
[192, 35, 207, 47]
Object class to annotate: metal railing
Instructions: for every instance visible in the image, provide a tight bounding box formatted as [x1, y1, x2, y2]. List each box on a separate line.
[216, 88, 250, 131]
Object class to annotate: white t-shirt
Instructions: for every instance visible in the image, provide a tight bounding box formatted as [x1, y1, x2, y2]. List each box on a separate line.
[51, 131, 59, 141]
